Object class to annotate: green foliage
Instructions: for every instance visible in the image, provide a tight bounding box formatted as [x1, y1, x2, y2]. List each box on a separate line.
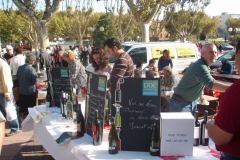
[226, 18, 240, 29]
[48, 12, 66, 40]
[93, 13, 117, 48]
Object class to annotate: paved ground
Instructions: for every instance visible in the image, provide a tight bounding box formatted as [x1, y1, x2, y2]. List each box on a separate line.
[1, 107, 54, 160]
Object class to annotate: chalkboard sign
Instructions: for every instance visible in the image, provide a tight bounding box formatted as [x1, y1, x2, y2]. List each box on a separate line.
[47, 67, 72, 107]
[111, 78, 161, 152]
[85, 73, 107, 136]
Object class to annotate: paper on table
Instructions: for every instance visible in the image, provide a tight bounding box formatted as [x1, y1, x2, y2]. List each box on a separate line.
[29, 105, 49, 123]
[46, 122, 81, 146]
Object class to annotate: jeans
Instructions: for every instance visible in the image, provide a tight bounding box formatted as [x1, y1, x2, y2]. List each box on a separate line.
[0, 94, 19, 132]
[220, 152, 240, 160]
[169, 98, 197, 115]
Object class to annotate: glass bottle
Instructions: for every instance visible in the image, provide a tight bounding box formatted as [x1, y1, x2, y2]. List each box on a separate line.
[92, 110, 102, 145]
[150, 119, 160, 156]
[66, 94, 73, 120]
[193, 111, 200, 146]
[108, 117, 118, 154]
[76, 103, 85, 138]
[200, 110, 209, 146]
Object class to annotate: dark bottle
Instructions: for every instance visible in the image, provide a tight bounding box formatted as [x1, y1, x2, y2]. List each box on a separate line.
[108, 118, 118, 154]
[92, 110, 102, 145]
[193, 111, 200, 146]
[76, 103, 85, 138]
[115, 82, 121, 102]
[60, 91, 66, 117]
[74, 88, 79, 112]
[200, 110, 209, 146]
[150, 119, 160, 156]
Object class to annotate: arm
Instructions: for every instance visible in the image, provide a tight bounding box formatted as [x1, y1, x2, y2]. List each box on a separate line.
[170, 59, 173, 69]
[158, 57, 162, 71]
[31, 69, 37, 85]
[211, 81, 230, 92]
[1, 63, 13, 98]
[206, 120, 233, 146]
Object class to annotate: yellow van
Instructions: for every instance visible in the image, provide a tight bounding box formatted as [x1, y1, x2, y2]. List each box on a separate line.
[120, 42, 200, 73]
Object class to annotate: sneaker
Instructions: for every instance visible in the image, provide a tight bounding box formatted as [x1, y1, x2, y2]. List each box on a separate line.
[5, 131, 19, 137]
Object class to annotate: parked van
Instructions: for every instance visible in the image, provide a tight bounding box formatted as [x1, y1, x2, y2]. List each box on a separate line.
[110, 42, 200, 73]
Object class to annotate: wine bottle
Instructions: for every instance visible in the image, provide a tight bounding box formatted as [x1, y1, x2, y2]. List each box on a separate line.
[200, 110, 209, 146]
[115, 82, 121, 102]
[108, 118, 118, 154]
[150, 119, 160, 156]
[104, 99, 109, 126]
[61, 91, 66, 117]
[66, 94, 73, 120]
[76, 103, 85, 138]
[92, 110, 102, 145]
[193, 111, 200, 146]
[64, 93, 68, 117]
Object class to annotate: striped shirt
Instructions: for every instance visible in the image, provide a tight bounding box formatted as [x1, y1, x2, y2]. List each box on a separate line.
[111, 52, 134, 78]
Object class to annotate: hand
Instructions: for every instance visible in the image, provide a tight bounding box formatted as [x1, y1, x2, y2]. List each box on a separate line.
[206, 119, 215, 130]
[5, 96, 10, 102]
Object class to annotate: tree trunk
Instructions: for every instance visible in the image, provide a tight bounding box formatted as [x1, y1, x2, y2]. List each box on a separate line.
[141, 23, 150, 42]
[78, 37, 83, 48]
[38, 22, 49, 49]
[33, 31, 39, 51]
[120, 35, 125, 43]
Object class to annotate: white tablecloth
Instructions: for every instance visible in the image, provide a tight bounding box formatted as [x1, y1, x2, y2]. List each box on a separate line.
[22, 106, 220, 160]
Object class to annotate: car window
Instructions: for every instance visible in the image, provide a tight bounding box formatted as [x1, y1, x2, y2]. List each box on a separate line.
[128, 47, 147, 64]
[122, 45, 132, 52]
[218, 50, 235, 61]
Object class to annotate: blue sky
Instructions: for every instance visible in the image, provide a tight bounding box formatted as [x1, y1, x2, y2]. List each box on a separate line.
[92, 0, 240, 17]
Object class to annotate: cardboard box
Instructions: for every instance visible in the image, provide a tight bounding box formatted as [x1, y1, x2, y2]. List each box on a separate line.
[160, 112, 194, 156]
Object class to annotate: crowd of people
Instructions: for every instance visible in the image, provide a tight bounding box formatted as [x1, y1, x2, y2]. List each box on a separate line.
[0, 38, 239, 159]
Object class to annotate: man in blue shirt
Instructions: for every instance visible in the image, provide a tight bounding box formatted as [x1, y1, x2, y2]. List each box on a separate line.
[217, 57, 233, 74]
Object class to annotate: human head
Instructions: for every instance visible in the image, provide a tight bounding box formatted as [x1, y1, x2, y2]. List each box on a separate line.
[14, 45, 23, 56]
[163, 66, 172, 78]
[162, 49, 170, 59]
[104, 38, 122, 58]
[134, 69, 142, 78]
[136, 60, 143, 69]
[146, 70, 155, 78]
[90, 47, 109, 71]
[59, 50, 64, 58]
[25, 53, 36, 65]
[220, 57, 228, 65]
[63, 50, 76, 63]
[200, 42, 217, 66]
[149, 59, 156, 67]
[235, 40, 240, 72]
[6, 45, 13, 56]
[46, 46, 50, 50]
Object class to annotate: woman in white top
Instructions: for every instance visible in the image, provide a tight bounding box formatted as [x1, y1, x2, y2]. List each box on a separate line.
[10, 46, 25, 76]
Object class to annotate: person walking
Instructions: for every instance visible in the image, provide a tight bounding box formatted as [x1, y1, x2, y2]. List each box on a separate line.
[104, 38, 134, 78]
[206, 40, 240, 160]
[0, 56, 19, 137]
[170, 43, 230, 115]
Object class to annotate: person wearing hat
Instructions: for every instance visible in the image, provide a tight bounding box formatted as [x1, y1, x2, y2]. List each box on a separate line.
[217, 57, 233, 74]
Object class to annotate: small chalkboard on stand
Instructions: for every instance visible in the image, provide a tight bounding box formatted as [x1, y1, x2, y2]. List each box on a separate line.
[85, 73, 107, 137]
[46, 67, 72, 107]
[111, 78, 161, 152]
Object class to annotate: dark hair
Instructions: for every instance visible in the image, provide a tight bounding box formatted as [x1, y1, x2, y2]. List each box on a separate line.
[149, 59, 155, 65]
[90, 47, 109, 71]
[134, 69, 142, 78]
[14, 45, 23, 55]
[136, 60, 143, 69]
[162, 49, 170, 59]
[104, 38, 122, 49]
[146, 70, 155, 78]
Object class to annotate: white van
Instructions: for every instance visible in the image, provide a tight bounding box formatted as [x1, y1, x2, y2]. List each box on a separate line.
[117, 42, 200, 73]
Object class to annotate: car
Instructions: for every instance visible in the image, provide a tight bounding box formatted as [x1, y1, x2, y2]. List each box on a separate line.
[210, 50, 235, 70]
[220, 43, 234, 51]
[22, 44, 31, 51]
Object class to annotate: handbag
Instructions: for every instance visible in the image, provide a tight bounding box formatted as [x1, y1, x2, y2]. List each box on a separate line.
[13, 87, 20, 101]
[5, 101, 17, 121]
